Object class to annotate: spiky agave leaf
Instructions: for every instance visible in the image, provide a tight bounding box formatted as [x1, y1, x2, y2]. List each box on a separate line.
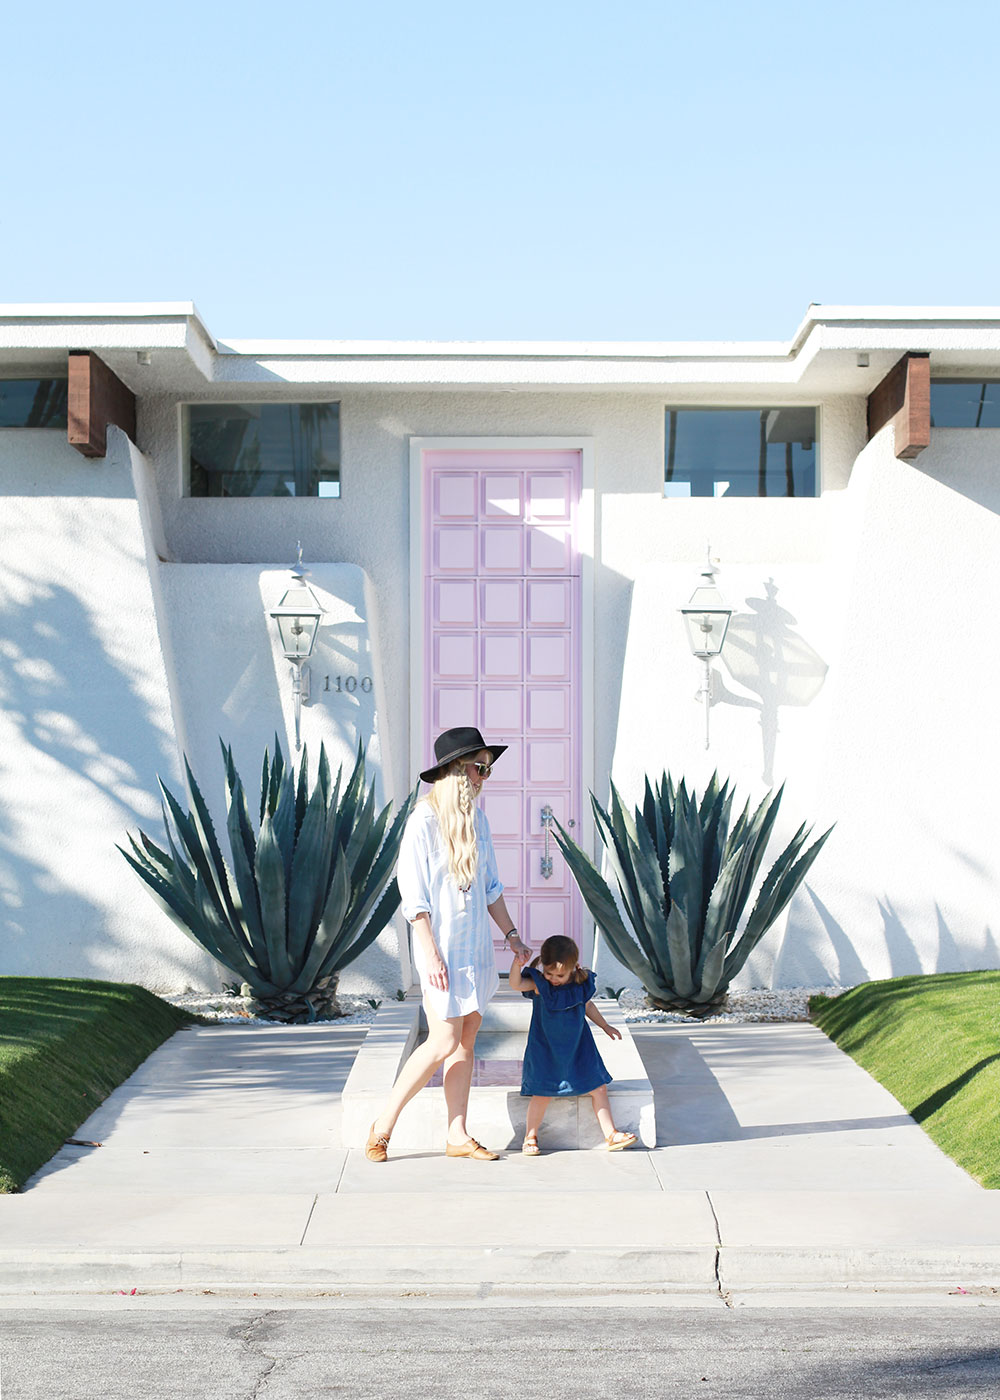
[553, 819, 666, 995]
[255, 810, 292, 986]
[267, 735, 285, 817]
[317, 743, 332, 806]
[286, 780, 331, 966]
[123, 736, 413, 1019]
[722, 824, 835, 983]
[592, 792, 655, 966]
[331, 788, 418, 958]
[183, 756, 241, 932]
[225, 770, 264, 954]
[557, 772, 834, 1016]
[157, 778, 233, 932]
[325, 876, 403, 975]
[294, 744, 310, 837]
[259, 742, 271, 826]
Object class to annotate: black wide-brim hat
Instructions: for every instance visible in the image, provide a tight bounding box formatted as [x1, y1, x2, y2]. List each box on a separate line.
[419, 727, 508, 784]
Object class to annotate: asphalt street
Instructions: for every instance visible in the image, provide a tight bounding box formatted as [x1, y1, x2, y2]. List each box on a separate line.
[2, 1305, 999, 1399]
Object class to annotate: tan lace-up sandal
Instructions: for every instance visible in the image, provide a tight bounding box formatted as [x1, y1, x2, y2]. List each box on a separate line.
[365, 1123, 390, 1163]
[445, 1137, 499, 1160]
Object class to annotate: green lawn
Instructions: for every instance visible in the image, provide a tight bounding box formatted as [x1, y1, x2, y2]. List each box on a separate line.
[0, 977, 195, 1193]
[811, 971, 1000, 1189]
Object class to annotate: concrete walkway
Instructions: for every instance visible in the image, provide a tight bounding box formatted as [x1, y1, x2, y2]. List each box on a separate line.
[2, 1018, 998, 1298]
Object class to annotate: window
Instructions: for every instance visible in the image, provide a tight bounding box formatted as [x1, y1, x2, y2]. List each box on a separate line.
[186, 403, 340, 497]
[0, 378, 68, 428]
[930, 380, 1000, 428]
[664, 407, 817, 498]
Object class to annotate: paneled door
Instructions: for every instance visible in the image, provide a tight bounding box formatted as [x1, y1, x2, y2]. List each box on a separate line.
[422, 448, 582, 968]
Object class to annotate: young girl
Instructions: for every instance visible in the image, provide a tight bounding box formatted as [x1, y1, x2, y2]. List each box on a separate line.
[509, 935, 638, 1155]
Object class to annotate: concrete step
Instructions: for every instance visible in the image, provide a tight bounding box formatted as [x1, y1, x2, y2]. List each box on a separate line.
[340, 996, 656, 1150]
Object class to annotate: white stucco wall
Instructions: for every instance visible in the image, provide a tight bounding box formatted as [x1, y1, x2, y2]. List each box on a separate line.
[0, 415, 407, 993]
[138, 389, 864, 821]
[782, 425, 1000, 985]
[153, 561, 406, 996]
[0, 427, 219, 987]
[5, 370, 998, 996]
[599, 421, 1000, 989]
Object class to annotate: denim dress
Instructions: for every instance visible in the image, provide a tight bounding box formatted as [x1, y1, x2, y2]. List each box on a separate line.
[397, 802, 502, 1018]
[519, 968, 613, 1097]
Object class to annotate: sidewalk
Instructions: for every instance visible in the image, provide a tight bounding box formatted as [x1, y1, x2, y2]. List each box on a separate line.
[1, 1016, 998, 1298]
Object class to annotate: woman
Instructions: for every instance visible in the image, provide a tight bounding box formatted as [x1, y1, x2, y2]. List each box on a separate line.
[365, 726, 530, 1162]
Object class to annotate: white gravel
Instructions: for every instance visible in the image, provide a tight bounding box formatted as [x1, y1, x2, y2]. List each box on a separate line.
[161, 991, 381, 1027]
[619, 986, 848, 1025]
[160, 986, 848, 1027]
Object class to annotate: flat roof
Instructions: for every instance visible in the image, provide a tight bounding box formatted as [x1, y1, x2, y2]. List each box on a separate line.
[3, 303, 1000, 396]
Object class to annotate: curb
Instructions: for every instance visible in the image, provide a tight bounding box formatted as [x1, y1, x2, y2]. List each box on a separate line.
[2, 1243, 999, 1295]
[0, 1245, 717, 1292]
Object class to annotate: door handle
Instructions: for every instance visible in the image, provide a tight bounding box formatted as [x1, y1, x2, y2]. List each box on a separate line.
[540, 805, 554, 879]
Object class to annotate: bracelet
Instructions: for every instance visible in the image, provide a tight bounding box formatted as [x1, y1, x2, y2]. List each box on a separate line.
[503, 928, 519, 943]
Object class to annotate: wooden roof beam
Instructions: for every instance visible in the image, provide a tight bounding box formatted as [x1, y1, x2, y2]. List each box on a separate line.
[866, 352, 930, 461]
[67, 350, 137, 458]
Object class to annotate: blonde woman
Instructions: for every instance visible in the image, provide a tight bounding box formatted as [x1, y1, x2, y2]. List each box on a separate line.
[366, 727, 529, 1162]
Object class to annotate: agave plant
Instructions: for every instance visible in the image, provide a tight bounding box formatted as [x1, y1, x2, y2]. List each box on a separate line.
[120, 738, 416, 1022]
[555, 773, 832, 1017]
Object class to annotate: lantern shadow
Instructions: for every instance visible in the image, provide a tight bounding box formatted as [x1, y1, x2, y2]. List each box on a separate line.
[716, 578, 829, 783]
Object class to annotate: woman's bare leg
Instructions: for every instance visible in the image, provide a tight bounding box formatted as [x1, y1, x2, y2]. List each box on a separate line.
[442, 1010, 482, 1145]
[371, 1004, 462, 1140]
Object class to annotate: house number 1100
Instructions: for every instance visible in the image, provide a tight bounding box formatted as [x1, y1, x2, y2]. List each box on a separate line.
[324, 675, 373, 694]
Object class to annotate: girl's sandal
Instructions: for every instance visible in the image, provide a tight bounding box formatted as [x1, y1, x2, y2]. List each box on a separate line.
[522, 1132, 541, 1156]
[605, 1130, 637, 1151]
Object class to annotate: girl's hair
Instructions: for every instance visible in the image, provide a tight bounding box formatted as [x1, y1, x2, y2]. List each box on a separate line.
[424, 757, 485, 891]
[530, 934, 589, 985]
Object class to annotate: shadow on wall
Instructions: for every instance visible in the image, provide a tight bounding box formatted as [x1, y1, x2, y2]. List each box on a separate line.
[0, 577, 193, 983]
[309, 613, 378, 764]
[596, 565, 633, 793]
[716, 578, 828, 784]
[772, 885, 1000, 987]
[916, 437, 1000, 517]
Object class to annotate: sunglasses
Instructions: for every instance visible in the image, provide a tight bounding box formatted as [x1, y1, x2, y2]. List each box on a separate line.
[465, 760, 493, 779]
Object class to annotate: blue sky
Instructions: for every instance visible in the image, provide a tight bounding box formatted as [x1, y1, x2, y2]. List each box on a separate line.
[2, 0, 998, 341]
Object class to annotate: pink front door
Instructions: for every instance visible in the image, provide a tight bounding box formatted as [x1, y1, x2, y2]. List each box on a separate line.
[423, 448, 582, 967]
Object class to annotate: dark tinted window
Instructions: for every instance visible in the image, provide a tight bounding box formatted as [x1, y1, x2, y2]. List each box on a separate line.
[930, 381, 1000, 428]
[187, 403, 340, 497]
[0, 379, 68, 428]
[665, 407, 817, 497]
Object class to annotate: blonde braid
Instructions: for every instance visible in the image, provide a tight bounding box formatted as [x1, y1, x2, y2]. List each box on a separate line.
[426, 766, 479, 890]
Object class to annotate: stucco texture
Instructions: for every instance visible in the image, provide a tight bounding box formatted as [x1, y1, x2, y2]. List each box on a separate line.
[5, 371, 1000, 997]
[598, 423, 1000, 989]
[0, 429, 218, 987]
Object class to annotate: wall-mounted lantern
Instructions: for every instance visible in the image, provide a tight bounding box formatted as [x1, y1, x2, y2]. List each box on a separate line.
[679, 548, 733, 750]
[268, 543, 324, 751]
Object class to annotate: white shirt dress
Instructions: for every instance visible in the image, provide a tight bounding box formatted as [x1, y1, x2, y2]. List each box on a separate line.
[396, 802, 503, 1018]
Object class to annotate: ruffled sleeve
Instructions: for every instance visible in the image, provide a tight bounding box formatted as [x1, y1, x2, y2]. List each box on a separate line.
[397, 807, 433, 922]
[537, 972, 593, 1012]
[521, 965, 544, 1000]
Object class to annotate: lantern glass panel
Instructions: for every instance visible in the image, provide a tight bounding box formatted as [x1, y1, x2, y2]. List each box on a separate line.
[682, 609, 731, 657]
[272, 585, 322, 659]
[275, 615, 318, 658]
